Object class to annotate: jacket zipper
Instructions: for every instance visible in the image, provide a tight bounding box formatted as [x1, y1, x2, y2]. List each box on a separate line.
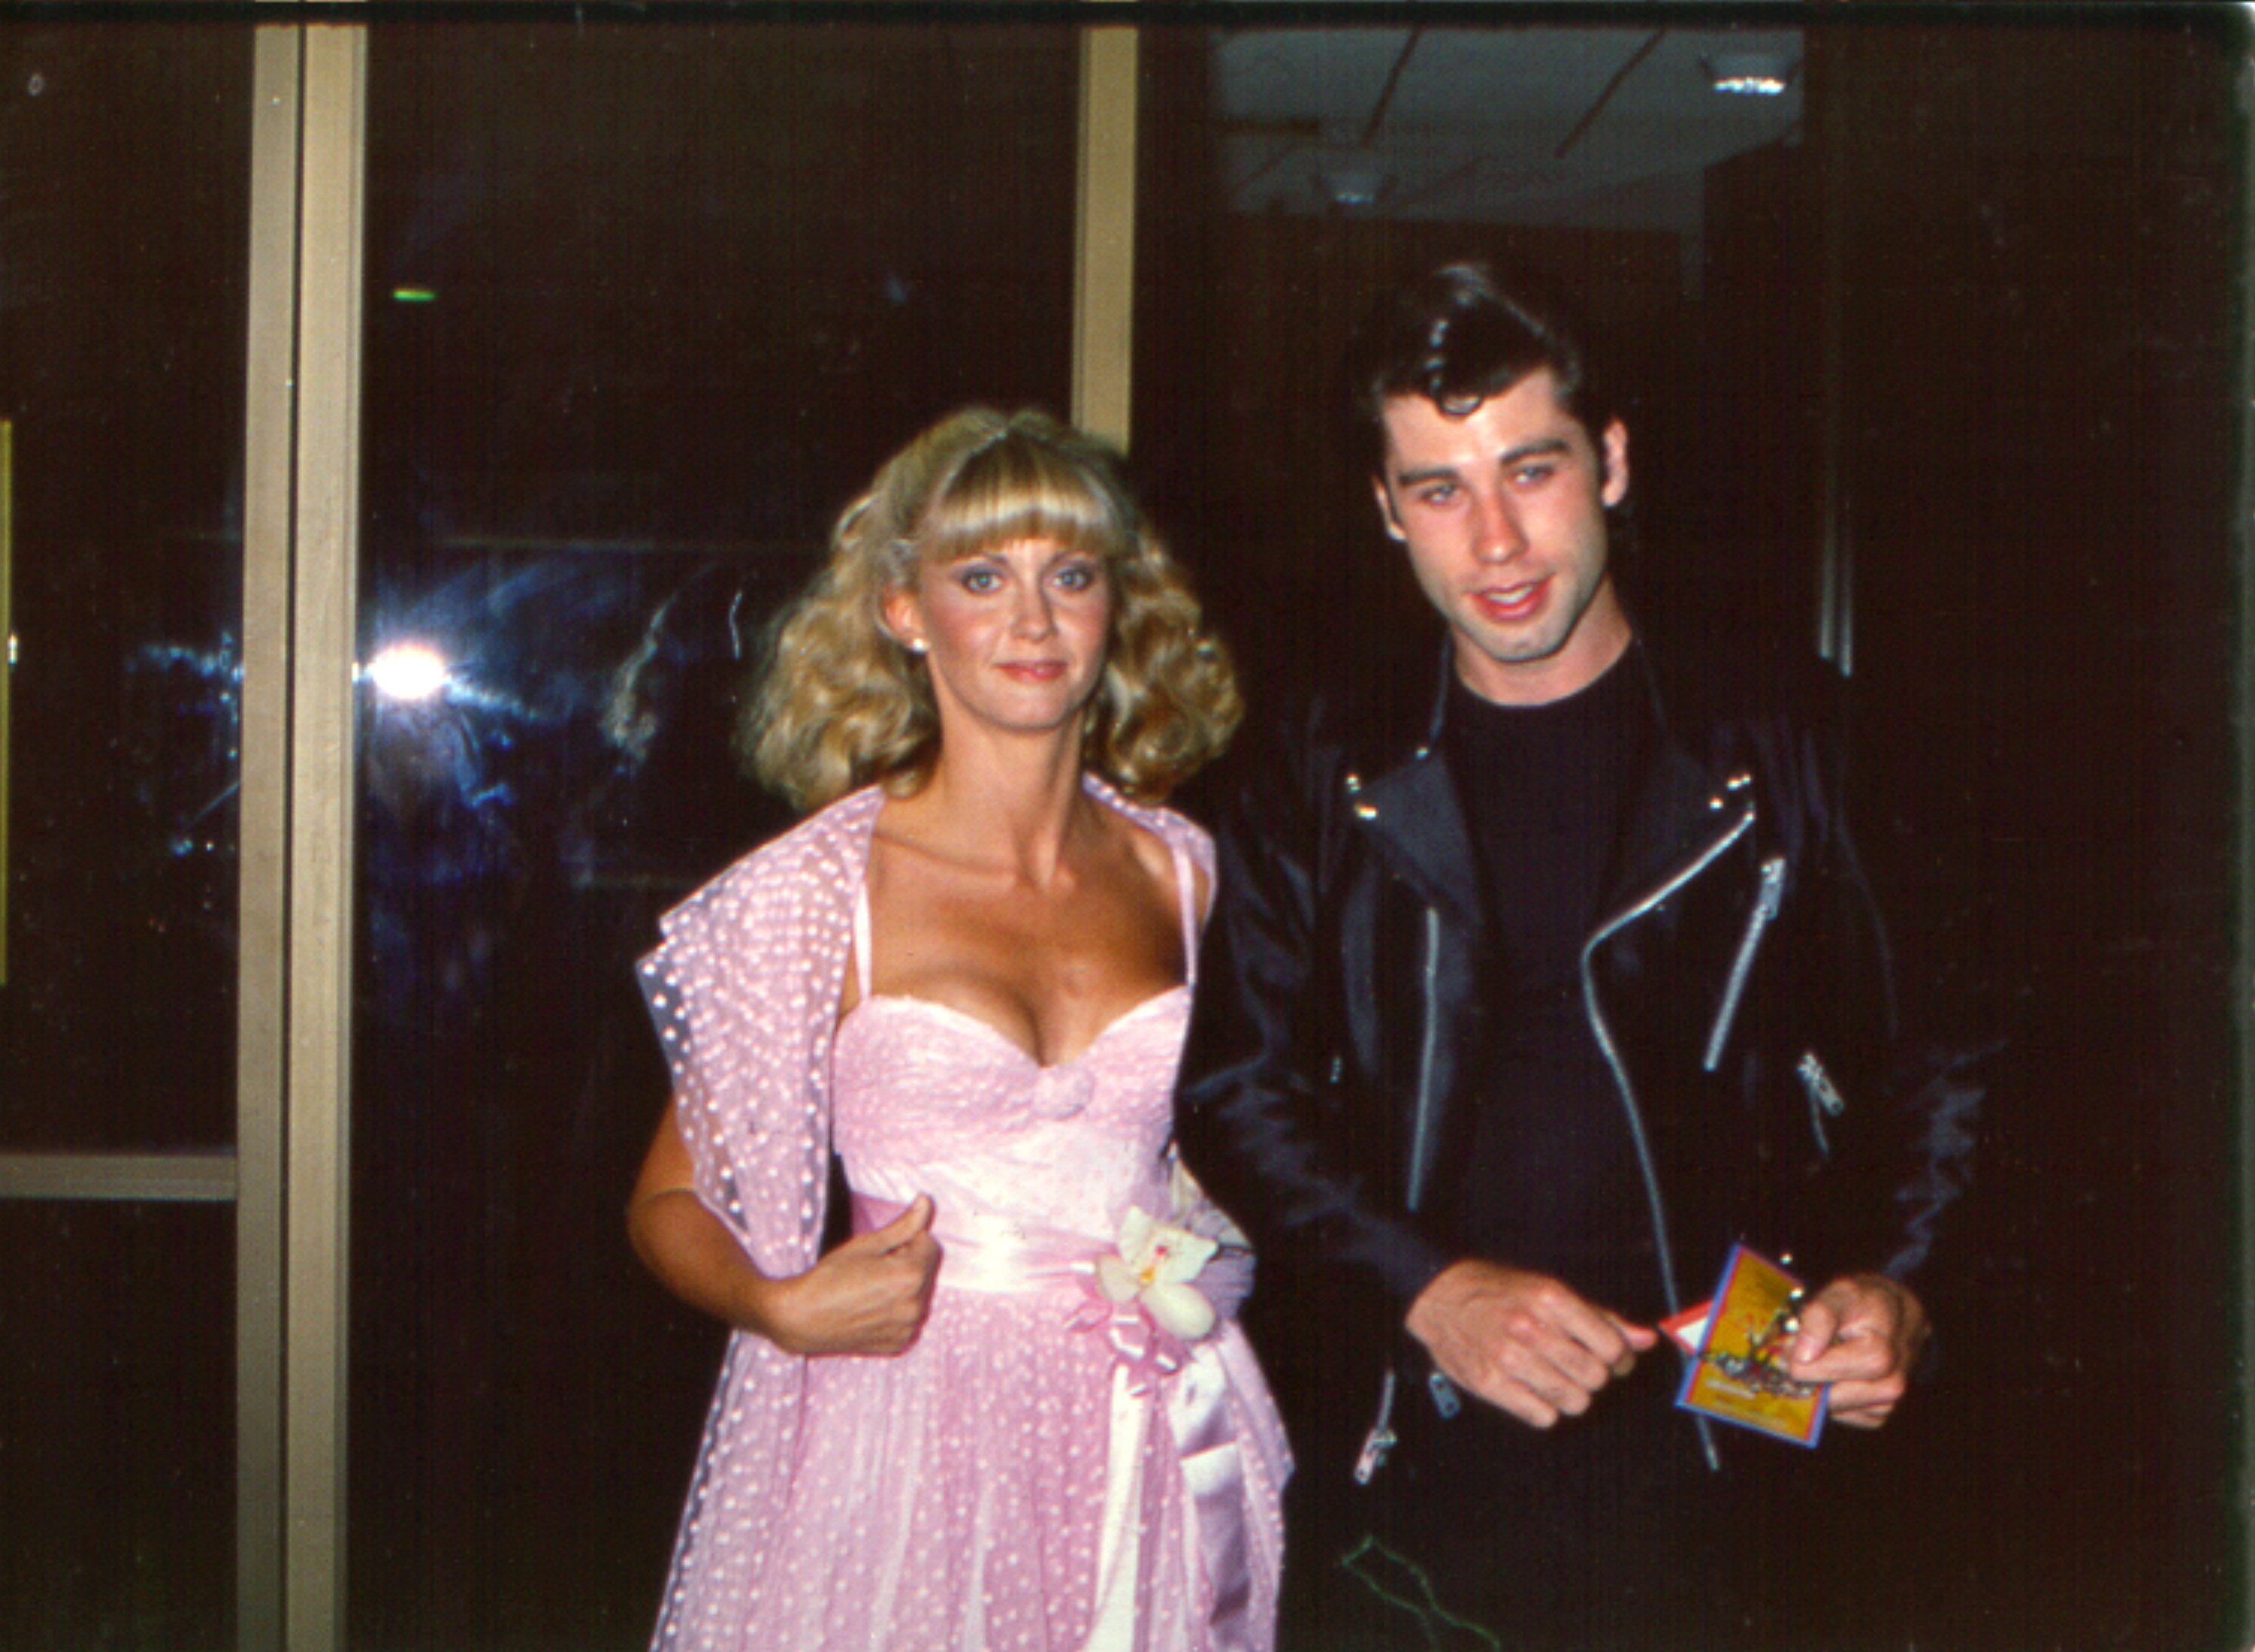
[1798, 1049, 1846, 1158]
[1404, 906, 1444, 1214]
[1357, 907, 1447, 1484]
[1701, 854, 1787, 1072]
[1353, 1369, 1398, 1485]
[1582, 804, 1755, 1472]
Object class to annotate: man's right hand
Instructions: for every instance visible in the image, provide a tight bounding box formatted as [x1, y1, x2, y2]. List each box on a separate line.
[1405, 1258, 1657, 1429]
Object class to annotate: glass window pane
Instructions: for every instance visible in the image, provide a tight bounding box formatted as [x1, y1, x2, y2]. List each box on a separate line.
[0, 1200, 235, 1644]
[352, 23, 1076, 1644]
[0, 25, 251, 1151]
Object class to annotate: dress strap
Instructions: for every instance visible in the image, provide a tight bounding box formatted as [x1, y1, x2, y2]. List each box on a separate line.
[1170, 838, 1199, 988]
[851, 877, 875, 1004]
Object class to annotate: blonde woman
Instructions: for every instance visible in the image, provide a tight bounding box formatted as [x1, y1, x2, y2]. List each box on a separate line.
[629, 408, 1288, 1652]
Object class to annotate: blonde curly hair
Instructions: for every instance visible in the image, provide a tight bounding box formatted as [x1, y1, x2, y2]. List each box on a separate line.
[744, 407, 1241, 813]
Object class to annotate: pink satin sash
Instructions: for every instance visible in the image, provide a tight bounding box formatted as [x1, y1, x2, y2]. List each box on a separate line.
[852, 1192, 1262, 1651]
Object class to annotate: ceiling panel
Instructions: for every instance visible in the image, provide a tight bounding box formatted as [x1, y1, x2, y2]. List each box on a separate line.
[1214, 26, 1802, 231]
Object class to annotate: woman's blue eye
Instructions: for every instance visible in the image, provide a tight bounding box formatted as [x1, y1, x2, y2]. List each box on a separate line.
[1054, 564, 1098, 592]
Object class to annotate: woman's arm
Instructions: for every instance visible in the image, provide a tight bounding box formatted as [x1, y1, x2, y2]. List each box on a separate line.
[627, 1105, 941, 1358]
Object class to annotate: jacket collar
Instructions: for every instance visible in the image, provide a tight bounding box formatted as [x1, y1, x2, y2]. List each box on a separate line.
[1340, 632, 1759, 924]
[1604, 734, 1755, 917]
[1340, 647, 1482, 931]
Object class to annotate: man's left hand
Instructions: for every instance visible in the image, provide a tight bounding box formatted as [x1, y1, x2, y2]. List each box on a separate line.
[1783, 1273, 1927, 1429]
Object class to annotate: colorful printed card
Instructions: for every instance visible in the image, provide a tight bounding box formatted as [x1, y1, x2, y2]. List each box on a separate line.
[1673, 1244, 1827, 1447]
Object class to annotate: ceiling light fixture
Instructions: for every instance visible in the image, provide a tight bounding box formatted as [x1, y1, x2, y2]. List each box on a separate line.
[1315, 168, 1392, 211]
[1704, 52, 1796, 97]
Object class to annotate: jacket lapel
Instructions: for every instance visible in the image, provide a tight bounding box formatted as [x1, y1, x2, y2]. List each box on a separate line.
[1602, 737, 1752, 921]
[1340, 648, 1485, 933]
[1349, 749, 1486, 934]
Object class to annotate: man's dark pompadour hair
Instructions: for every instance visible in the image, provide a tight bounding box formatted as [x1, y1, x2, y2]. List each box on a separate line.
[1348, 260, 1614, 468]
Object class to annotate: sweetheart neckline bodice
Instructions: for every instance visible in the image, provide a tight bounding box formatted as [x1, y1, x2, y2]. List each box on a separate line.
[837, 983, 1189, 1073]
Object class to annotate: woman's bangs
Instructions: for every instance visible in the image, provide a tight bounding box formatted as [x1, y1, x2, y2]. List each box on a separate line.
[921, 441, 1124, 565]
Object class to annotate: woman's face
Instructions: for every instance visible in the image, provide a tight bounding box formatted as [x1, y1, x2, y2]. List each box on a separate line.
[885, 536, 1113, 743]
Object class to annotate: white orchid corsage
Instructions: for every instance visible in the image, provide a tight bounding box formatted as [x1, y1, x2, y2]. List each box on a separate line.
[1073, 1158, 1254, 1390]
[1094, 1207, 1223, 1340]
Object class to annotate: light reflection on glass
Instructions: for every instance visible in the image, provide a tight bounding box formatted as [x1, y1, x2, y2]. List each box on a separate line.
[365, 640, 450, 702]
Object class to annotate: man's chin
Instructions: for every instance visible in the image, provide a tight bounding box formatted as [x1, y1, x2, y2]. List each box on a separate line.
[1460, 625, 1571, 672]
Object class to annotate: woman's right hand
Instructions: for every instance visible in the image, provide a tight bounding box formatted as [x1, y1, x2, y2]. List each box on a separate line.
[759, 1195, 943, 1358]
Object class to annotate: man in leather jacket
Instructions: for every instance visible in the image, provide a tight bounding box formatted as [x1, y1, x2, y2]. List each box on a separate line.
[1178, 262, 1980, 1649]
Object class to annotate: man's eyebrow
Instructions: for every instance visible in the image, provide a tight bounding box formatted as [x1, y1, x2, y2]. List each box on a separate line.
[1391, 463, 1462, 489]
[1497, 436, 1572, 467]
[1392, 436, 1574, 488]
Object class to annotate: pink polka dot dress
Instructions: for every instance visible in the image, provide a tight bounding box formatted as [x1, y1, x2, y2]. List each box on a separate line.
[640, 785, 1288, 1652]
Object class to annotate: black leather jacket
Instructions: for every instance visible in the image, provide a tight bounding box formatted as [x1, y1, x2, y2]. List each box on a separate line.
[1178, 632, 1981, 1471]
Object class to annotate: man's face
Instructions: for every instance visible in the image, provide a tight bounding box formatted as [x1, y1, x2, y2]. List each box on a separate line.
[1374, 368, 1632, 706]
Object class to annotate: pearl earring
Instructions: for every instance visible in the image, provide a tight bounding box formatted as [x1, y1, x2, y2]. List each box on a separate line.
[906, 637, 928, 656]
